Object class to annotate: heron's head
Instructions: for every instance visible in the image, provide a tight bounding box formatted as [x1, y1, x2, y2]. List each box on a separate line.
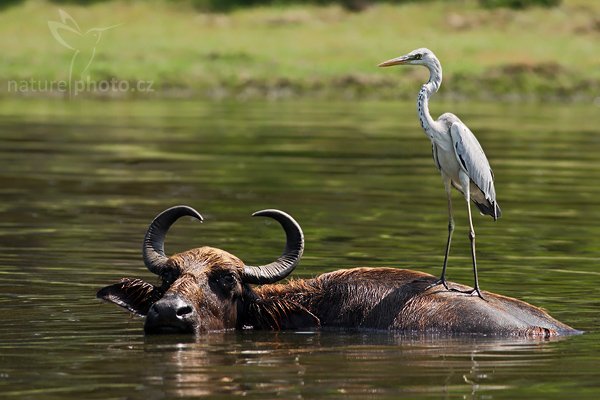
[378, 48, 437, 68]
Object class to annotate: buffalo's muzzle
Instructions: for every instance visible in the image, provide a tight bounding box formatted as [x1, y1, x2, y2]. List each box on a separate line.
[144, 294, 196, 334]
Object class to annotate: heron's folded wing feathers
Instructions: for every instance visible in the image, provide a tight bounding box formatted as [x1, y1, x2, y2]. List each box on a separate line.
[449, 121, 497, 203]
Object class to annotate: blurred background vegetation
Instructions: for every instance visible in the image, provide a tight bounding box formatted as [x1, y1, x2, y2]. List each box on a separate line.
[1, 0, 564, 12]
[1, 0, 597, 101]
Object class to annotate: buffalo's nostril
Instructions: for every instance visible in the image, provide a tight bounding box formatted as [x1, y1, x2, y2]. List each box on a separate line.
[144, 294, 195, 334]
[176, 305, 193, 317]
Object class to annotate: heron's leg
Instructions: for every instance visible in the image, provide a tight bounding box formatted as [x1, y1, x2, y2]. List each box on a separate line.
[425, 179, 453, 291]
[465, 196, 484, 300]
[448, 179, 485, 300]
[439, 179, 454, 289]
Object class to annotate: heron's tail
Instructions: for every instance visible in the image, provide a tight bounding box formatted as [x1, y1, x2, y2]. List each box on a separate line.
[474, 200, 501, 221]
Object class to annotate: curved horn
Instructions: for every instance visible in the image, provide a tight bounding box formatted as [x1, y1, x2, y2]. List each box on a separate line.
[143, 205, 203, 275]
[242, 209, 304, 284]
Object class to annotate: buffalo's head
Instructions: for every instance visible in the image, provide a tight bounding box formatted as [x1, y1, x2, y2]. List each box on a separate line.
[97, 205, 304, 334]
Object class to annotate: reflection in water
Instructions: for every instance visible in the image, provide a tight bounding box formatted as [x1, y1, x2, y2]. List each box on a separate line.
[0, 99, 598, 399]
[146, 331, 566, 398]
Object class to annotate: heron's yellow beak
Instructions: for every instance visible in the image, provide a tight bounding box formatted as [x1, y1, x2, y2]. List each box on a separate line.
[378, 56, 409, 67]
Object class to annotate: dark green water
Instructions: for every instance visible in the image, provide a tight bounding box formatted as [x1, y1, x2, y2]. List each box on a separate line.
[0, 99, 598, 399]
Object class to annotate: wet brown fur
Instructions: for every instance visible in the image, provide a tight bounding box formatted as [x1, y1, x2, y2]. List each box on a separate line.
[245, 268, 576, 336]
[98, 249, 578, 337]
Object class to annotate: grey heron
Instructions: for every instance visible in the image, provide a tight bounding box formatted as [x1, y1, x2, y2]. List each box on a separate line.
[378, 48, 501, 299]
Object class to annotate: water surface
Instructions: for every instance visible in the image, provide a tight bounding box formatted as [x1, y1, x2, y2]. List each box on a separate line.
[0, 99, 598, 399]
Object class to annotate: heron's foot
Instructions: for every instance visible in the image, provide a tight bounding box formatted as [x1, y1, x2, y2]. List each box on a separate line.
[449, 287, 486, 301]
[424, 278, 451, 292]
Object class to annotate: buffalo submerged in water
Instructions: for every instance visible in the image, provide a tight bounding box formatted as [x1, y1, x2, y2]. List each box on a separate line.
[97, 206, 579, 337]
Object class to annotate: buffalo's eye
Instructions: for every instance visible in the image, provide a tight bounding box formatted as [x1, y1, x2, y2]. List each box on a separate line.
[218, 273, 237, 291]
[162, 269, 180, 288]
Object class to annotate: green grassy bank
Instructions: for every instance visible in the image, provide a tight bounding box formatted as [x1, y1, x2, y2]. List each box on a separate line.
[1, 0, 598, 101]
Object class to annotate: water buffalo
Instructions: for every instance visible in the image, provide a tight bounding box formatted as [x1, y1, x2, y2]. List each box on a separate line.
[97, 206, 579, 337]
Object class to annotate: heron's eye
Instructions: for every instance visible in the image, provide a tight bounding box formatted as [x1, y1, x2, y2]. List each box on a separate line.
[414, 54, 423, 60]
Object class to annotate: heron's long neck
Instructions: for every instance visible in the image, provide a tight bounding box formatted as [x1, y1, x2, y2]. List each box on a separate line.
[417, 61, 442, 137]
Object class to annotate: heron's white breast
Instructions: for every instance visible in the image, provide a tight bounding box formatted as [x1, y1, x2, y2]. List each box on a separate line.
[437, 149, 461, 181]
[433, 138, 463, 190]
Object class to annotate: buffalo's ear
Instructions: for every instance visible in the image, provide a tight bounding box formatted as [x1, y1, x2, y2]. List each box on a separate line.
[97, 278, 162, 316]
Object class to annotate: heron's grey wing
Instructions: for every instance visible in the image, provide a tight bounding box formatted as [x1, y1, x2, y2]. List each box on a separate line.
[449, 121, 499, 211]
